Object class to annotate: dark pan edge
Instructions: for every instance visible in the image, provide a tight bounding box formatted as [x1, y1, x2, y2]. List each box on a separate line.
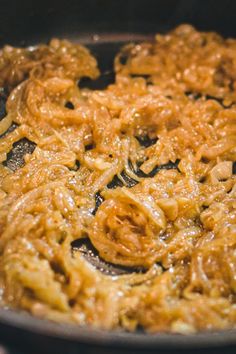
[0, 309, 235, 350]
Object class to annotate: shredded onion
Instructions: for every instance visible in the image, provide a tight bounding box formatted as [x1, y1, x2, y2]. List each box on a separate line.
[0, 26, 236, 334]
[0, 114, 12, 135]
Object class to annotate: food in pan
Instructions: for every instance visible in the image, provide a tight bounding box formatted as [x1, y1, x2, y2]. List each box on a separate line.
[0, 24, 236, 334]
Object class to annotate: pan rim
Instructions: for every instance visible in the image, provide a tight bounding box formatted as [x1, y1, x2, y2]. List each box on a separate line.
[0, 308, 235, 349]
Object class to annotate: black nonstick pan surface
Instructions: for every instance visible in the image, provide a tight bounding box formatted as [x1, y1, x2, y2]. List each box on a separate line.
[1, 0, 236, 353]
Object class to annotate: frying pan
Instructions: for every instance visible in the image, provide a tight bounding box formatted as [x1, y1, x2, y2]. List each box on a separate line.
[0, 0, 236, 353]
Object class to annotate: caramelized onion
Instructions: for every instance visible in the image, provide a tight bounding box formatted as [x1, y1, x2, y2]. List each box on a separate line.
[0, 26, 236, 334]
